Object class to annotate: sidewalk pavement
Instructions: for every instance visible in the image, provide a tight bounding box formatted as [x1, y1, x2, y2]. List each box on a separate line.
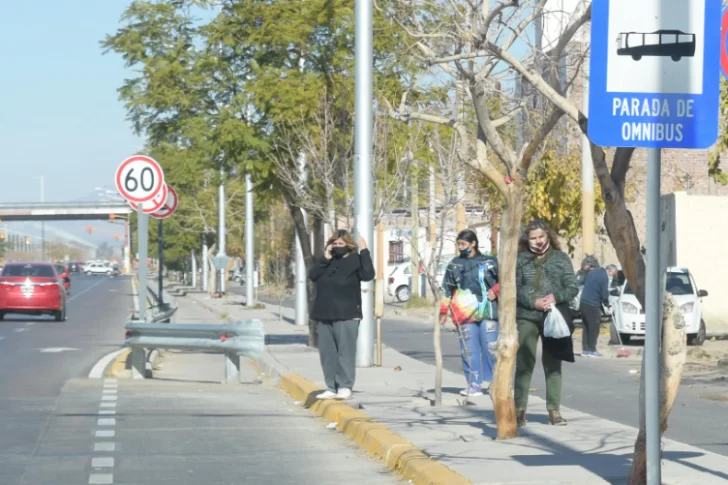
[167, 287, 728, 485]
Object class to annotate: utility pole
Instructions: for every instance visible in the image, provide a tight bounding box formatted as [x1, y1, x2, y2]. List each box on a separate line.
[201, 232, 209, 292]
[354, 0, 374, 367]
[410, 170, 420, 298]
[245, 172, 255, 306]
[294, 152, 308, 326]
[191, 248, 197, 289]
[581, 51, 595, 258]
[217, 168, 227, 296]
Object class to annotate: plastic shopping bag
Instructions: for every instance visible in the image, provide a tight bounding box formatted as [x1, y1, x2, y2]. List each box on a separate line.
[544, 306, 570, 339]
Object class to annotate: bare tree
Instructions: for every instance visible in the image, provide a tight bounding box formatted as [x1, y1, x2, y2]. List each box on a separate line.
[381, 0, 587, 438]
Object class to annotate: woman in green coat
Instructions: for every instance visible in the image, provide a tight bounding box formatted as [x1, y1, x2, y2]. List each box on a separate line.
[514, 219, 579, 427]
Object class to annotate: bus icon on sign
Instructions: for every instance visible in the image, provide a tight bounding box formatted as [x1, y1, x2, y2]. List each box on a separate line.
[616, 29, 696, 62]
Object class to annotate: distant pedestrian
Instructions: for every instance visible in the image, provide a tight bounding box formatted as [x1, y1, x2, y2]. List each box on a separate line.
[514, 219, 579, 427]
[309, 229, 375, 401]
[440, 229, 500, 397]
[579, 264, 618, 357]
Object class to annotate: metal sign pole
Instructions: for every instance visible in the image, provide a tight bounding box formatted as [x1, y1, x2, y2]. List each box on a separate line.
[157, 218, 164, 307]
[245, 173, 255, 307]
[645, 148, 662, 485]
[137, 203, 148, 322]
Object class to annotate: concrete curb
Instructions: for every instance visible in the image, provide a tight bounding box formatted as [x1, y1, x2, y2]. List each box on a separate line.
[106, 348, 131, 378]
[277, 371, 471, 485]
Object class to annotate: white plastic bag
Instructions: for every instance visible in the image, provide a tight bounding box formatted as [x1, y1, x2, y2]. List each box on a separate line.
[544, 306, 570, 339]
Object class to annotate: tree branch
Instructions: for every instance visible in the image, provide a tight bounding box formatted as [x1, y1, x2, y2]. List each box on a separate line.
[611, 147, 636, 197]
[485, 40, 580, 123]
[518, 108, 565, 176]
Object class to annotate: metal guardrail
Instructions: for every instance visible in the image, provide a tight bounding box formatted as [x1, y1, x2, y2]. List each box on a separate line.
[124, 320, 265, 382]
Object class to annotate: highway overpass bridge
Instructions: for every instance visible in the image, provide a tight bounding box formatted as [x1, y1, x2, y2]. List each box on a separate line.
[0, 201, 131, 222]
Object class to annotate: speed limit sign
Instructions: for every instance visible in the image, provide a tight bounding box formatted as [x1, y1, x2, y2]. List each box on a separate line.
[150, 185, 178, 220]
[128, 183, 168, 214]
[115, 155, 165, 203]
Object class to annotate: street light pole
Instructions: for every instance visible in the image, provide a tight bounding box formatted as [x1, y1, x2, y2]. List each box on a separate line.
[354, 0, 374, 367]
[217, 167, 227, 295]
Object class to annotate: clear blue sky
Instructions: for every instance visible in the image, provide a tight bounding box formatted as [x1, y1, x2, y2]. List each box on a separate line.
[0, 1, 141, 204]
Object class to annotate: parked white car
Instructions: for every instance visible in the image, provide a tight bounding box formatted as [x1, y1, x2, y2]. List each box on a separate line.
[610, 267, 708, 346]
[85, 262, 113, 276]
[387, 258, 452, 302]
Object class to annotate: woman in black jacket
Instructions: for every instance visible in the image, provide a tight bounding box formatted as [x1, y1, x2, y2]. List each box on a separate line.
[309, 229, 375, 400]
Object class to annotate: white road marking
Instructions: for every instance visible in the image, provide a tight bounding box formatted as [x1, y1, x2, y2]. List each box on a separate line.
[0, 337, 5, 341]
[104, 378, 118, 384]
[102, 388, 117, 393]
[98, 410, 116, 415]
[91, 457, 115, 468]
[101, 395, 117, 402]
[13, 328, 25, 333]
[88, 350, 127, 379]
[100, 402, 117, 408]
[68, 277, 107, 302]
[97, 418, 116, 426]
[88, 473, 113, 484]
[38, 347, 81, 353]
[94, 442, 115, 452]
[95, 430, 115, 438]
[25, 322, 35, 326]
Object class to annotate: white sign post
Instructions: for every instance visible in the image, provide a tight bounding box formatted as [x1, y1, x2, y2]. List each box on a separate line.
[115, 155, 165, 326]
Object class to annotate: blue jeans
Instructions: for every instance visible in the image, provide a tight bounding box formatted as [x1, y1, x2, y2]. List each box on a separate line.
[458, 320, 499, 386]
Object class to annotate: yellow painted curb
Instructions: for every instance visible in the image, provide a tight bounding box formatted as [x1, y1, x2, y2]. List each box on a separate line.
[278, 372, 472, 485]
[106, 348, 131, 378]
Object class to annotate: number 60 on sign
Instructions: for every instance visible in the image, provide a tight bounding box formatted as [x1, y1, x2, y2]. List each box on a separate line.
[115, 155, 165, 203]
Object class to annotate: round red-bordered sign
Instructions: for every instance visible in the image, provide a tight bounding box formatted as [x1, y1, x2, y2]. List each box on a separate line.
[151, 185, 179, 220]
[722, 7, 728, 78]
[115, 155, 165, 203]
[128, 183, 168, 214]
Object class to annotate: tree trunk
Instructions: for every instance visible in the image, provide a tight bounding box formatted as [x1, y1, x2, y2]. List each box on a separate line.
[490, 187, 522, 440]
[628, 293, 687, 485]
[207, 243, 217, 296]
[285, 196, 318, 347]
[433, 308, 443, 406]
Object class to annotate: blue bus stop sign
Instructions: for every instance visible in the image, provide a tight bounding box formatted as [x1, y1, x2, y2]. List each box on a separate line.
[588, 0, 721, 149]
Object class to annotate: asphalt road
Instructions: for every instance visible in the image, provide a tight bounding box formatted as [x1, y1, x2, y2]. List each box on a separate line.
[0, 273, 130, 485]
[240, 288, 728, 457]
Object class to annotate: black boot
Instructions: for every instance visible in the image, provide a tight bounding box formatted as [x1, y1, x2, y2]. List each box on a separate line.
[516, 408, 527, 428]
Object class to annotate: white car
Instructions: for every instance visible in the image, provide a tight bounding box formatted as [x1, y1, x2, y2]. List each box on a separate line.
[387, 259, 451, 302]
[610, 267, 708, 346]
[85, 262, 113, 276]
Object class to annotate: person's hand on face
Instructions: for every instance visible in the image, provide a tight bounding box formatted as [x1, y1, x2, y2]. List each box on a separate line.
[325, 244, 333, 260]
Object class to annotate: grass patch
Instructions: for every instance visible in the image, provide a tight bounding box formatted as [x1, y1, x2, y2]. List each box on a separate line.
[404, 295, 435, 310]
[219, 312, 230, 321]
[248, 303, 266, 310]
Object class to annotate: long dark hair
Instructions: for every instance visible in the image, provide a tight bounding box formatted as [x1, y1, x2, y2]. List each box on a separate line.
[518, 219, 561, 253]
[456, 229, 480, 254]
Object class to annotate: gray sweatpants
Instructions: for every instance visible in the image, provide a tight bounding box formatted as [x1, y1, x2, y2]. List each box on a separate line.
[318, 320, 359, 391]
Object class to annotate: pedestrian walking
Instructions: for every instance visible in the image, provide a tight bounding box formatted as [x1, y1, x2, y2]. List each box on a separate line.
[579, 263, 618, 357]
[309, 229, 375, 400]
[439, 229, 500, 397]
[514, 219, 579, 427]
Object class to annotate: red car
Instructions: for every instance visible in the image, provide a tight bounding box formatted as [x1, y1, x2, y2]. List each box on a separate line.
[0, 263, 67, 321]
[54, 263, 71, 292]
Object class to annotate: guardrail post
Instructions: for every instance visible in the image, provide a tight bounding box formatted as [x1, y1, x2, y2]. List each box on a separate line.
[130, 348, 146, 379]
[224, 352, 240, 383]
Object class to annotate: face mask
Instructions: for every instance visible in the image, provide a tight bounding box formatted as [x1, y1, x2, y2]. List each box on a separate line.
[529, 240, 550, 255]
[459, 247, 472, 259]
[333, 247, 349, 259]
